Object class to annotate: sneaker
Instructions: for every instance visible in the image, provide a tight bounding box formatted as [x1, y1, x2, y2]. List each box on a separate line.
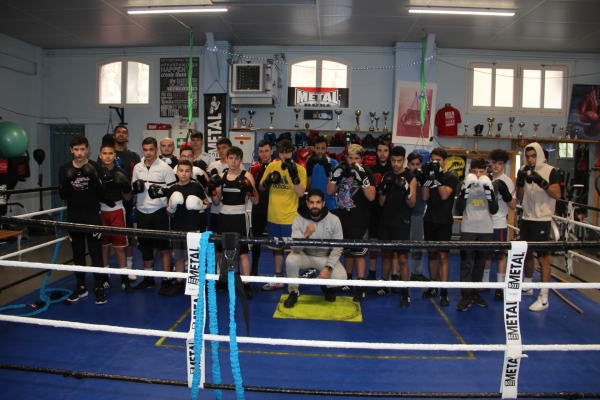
[321, 286, 336, 302]
[128, 274, 137, 282]
[103, 275, 110, 289]
[134, 277, 156, 291]
[243, 283, 253, 300]
[522, 288, 534, 296]
[165, 280, 185, 297]
[410, 273, 429, 282]
[158, 278, 171, 296]
[332, 285, 352, 293]
[300, 268, 317, 279]
[262, 278, 285, 291]
[369, 286, 390, 296]
[422, 288, 438, 298]
[391, 274, 401, 293]
[494, 289, 504, 301]
[95, 287, 107, 305]
[456, 296, 471, 311]
[67, 286, 88, 302]
[283, 291, 299, 308]
[439, 289, 449, 307]
[120, 281, 135, 294]
[400, 290, 410, 307]
[353, 287, 365, 303]
[472, 292, 488, 307]
[529, 296, 549, 312]
[366, 271, 377, 281]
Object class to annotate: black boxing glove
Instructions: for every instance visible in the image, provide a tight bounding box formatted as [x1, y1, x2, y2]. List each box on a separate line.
[193, 159, 208, 172]
[379, 172, 395, 196]
[281, 158, 300, 185]
[305, 153, 319, 178]
[526, 170, 549, 189]
[238, 175, 257, 198]
[113, 170, 131, 194]
[349, 163, 370, 188]
[148, 184, 166, 199]
[330, 161, 350, 184]
[516, 165, 530, 188]
[413, 168, 425, 186]
[263, 171, 282, 188]
[131, 179, 145, 195]
[318, 154, 331, 178]
[81, 163, 100, 186]
[494, 179, 513, 203]
[395, 175, 411, 199]
[207, 174, 223, 197]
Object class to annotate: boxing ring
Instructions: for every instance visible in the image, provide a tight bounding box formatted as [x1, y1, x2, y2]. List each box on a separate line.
[0, 217, 600, 398]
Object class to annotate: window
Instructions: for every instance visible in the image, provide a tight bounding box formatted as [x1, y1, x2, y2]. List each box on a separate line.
[468, 61, 568, 116]
[558, 143, 573, 158]
[290, 58, 349, 89]
[97, 58, 151, 107]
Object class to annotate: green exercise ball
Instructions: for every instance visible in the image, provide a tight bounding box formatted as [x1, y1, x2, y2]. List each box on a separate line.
[0, 121, 29, 158]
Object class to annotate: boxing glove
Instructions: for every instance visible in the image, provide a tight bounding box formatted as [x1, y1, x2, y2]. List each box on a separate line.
[379, 172, 395, 196]
[495, 179, 513, 203]
[114, 157, 123, 168]
[350, 163, 370, 188]
[249, 161, 262, 180]
[207, 174, 223, 197]
[167, 191, 184, 213]
[238, 175, 257, 198]
[185, 194, 207, 211]
[131, 179, 145, 195]
[263, 171, 282, 188]
[413, 168, 425, 186]
[81, 163, 100, 186]
[478, 175, 495, 202]
[463, 173, 479, 198]
[281, 158, 300, 185]
[113, 170, 131, 194]
[305, 153, 319, 178]
[395, 175, 411, 199]
[526, 170, 549, 189]
[373, 172, 383, 187]
[148, 184, 166, 199]
[330, 162, 350, 184]
[516, 165, 530, 188]
[193, 159, 208, 172]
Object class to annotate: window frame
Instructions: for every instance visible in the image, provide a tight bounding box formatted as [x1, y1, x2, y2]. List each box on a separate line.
[96, 57, 153, 108]
[467, 61, 569, 117]
[287, 56, 352, 109]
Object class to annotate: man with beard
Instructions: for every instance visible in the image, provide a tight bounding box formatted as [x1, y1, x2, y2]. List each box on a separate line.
[283, 188, 347, 308]
[111, 125, 140, 281]
[159, 137, 178, 166]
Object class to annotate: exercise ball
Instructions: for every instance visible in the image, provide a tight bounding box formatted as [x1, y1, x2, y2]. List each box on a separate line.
[0, 121, 29, 158]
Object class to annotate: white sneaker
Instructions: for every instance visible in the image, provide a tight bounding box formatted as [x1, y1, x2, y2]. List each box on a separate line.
[529, 296, 549, 311]
[262, 279, 284, 291]
[128, 274, 137, 281]
[522, 289, 533, 296]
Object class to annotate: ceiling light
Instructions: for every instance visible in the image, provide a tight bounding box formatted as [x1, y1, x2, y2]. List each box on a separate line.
[127, 6, 228, 15]
[409, 6, 514, 17]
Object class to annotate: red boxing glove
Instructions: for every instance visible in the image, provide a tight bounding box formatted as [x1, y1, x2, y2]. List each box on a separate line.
[363, 154, 376, 166]
[249, 161, 262, 180]
[297, 147, 313, 161]
[374, 172, 383, 186]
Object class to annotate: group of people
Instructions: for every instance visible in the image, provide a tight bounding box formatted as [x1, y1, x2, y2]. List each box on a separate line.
[59, 125, 560, 313]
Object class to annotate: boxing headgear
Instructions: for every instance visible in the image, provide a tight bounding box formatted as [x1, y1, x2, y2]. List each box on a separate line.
[264, 131, 276, 145]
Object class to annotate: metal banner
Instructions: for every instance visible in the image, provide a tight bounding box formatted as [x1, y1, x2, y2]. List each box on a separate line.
[203, 93, 226, 156]
[287, 87, 349, 108]
[185, 232, 202, 296]
[505, 241, 528, 302]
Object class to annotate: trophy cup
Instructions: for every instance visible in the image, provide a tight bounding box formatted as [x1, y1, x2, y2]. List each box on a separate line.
[240, 117, 247, 129]
[335, 110, 343, 131]
[508, 117, 515, 137]
[375, 117, 380, 131]
[474, 124, 484, 136]
[355, 110, 362, 131]
[232, 107, 240, 128]
[518, 122, 526, 147]
[294, 108, 301, 128]
[486, 118, 495, 136]
[382, 111, 389, 132]
[463, 124, 469, 137]
[559, 126, 564, 139]
[533, 123, 540, 139]
[566, 124, 573, 140]
[269, 112, 274, 129]
[551, 124, 557, 138]
[573, 127, 579, 140]
[369, 112, 376, 131]
[496, 123, 503, 138]
[248, 110, 256, 129]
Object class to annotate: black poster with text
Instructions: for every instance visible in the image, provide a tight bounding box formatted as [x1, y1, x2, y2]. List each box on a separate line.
[203, 93, 227, 155]
[160, 58, 199, 118]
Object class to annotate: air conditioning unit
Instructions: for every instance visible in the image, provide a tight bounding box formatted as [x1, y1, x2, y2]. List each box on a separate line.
[229, 62, 279, 106]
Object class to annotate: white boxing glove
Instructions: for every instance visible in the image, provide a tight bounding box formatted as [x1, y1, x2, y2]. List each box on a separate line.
[462, 173, 479, 198]
[167, 191, 184, 213]
[478, 174, 493, 189]
[192, 166, 202, 181]
[186, 194, 207, 211]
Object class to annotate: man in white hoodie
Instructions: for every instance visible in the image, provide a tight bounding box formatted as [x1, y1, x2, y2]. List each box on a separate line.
[516, 142, 562, 311]
[283, 188, 347, 308]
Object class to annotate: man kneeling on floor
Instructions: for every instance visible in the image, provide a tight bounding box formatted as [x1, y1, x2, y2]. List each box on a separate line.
[284, 188, 347, 308]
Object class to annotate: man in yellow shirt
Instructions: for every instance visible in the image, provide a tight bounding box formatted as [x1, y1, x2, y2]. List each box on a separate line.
[259, 139, 307, 290]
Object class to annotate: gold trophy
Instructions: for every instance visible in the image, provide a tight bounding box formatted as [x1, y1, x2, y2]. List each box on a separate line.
[566, 124, 573, 140]
[269, 112, 274, 129]
[355, 110, 362, 131]
[248, 110, 256, 129]
[496, 123, 503, 138]
[382, 111, 389, 133]
[294, 108, 301, 128]
[559, 126, 564, 139]
[335, 110, 343, 131]
[551, 124, 557, 138]
[369, 111, 376, 132]
[232, 107, 240, 128]
[533, 123, 540, 139]
[518, 122, 526, 147]
[375, 117, 380, 131]
[487, 117, 495, 136]
[508, 117, 515, 137]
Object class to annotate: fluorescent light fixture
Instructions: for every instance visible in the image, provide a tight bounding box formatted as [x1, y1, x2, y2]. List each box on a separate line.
[127, 6, 228, 15]
[409, 6, 514, 17]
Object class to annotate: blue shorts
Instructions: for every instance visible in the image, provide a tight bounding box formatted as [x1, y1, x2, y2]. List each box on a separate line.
[267, 222, 292, 249]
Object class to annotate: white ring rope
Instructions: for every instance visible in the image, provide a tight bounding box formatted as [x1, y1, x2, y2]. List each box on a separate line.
[1, 315, 599, 353]
[0, 237, 68, 261]
[13, 206, 66, 219]
[0, 259, 598, 290]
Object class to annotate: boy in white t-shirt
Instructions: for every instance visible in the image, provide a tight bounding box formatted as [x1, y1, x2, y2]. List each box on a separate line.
[483, 149, 517, 301]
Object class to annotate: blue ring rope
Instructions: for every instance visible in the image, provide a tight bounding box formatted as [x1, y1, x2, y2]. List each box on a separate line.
[191, 232, 208, 400]
[228, 269, 245, 399]
[0, 204, 71, 316]
[205, 231, 223, 399]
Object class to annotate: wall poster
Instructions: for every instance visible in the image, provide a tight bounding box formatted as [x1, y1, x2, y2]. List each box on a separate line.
[160, 57, 199, 118]
[392, 80, 437, 145]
